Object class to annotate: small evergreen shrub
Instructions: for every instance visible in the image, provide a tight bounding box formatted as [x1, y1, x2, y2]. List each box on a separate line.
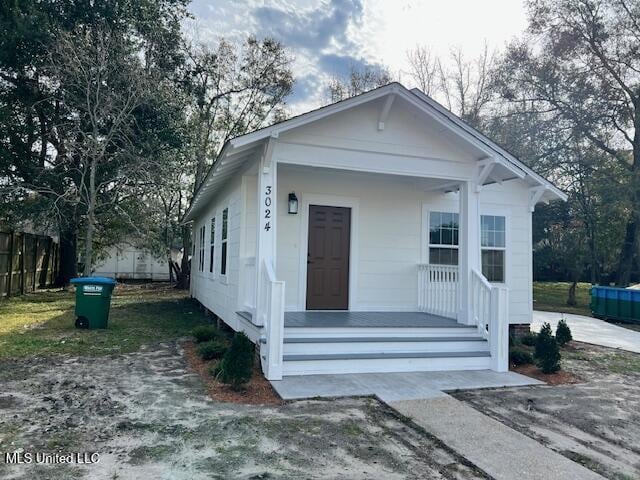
[535, 322, 561, 374]
[197, 340, 228, 360]
[216, 332, 254, 390]
[534, 323, 553, 358]
[510, 346, 534, 366]
[520, 333, 538, 347]
[192, 325, 222, 343]
[555, 319, 573, 346]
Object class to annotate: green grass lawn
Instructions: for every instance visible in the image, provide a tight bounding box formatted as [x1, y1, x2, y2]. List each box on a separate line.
[533, 281, 592, 316]
[0, 284, 210, 359]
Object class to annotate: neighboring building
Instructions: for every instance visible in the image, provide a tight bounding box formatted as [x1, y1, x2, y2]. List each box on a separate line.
[183, 83, 566, 380]
[92, 242, 181, 281]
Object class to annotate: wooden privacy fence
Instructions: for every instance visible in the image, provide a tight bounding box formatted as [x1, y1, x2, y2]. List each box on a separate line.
[0, 231, 60, 298]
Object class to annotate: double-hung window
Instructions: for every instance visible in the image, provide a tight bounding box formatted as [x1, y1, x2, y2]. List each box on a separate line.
[198, 225, 205, 272]
[428, 211, 459, 265]
[209, 217, 216, 274]
[481, 215, 506, 283]
[220, 208, 228, 276]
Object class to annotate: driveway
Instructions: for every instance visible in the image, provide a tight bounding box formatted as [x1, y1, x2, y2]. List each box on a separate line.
[532, 310, 640, 353]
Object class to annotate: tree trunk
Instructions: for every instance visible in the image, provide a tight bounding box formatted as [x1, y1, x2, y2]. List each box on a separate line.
[567, 280, 577, 306]
[175, 224, 191, 289]
[83, 158, 97, 276]
[616, 164, 640, 286]
[57, 225, 77, 286]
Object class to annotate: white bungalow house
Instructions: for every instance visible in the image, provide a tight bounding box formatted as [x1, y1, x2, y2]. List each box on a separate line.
[183, 83, 566, 381]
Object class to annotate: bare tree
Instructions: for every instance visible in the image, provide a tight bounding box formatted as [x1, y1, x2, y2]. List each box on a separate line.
[50, 27, 151, 275]
[406, 45, 439, 96]
[184, 37, 293, 190]
[327, 65, 393, 103]
[406, 44, 495, 128]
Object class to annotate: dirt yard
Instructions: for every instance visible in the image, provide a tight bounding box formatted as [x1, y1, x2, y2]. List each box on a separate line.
[0, 341, 488, 480]
[453, 342, 640, 480]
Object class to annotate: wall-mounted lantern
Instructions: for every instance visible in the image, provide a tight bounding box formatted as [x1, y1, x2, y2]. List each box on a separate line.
[288, 192, 299, 214]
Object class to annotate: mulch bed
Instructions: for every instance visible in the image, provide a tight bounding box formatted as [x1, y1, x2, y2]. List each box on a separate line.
[183, 340, 283, 405]
[512, 363, 582, 385]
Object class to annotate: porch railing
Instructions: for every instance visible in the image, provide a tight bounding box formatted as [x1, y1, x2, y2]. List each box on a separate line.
[418, 264, 459, 319]
[471, 268, 509, 372]
[259, 258, 285, 380]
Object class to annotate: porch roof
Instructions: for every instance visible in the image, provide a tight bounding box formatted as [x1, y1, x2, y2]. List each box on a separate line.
[183, 82, 566, 223]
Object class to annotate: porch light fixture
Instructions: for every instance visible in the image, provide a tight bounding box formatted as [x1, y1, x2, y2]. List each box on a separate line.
[288, 192, 299, 214]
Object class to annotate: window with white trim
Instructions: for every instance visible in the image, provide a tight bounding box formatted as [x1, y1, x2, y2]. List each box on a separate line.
[220, 208, 228, 276]
[428, 211, 459, 265]
[198, 225, 205, 272]
[209, 216, 216, 273]
[481, 215, 506, 282]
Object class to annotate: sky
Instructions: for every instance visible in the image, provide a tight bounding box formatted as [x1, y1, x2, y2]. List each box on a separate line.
[188, 0, 529, 113]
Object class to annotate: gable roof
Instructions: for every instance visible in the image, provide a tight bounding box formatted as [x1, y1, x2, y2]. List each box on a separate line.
[184, 82, 566, 222]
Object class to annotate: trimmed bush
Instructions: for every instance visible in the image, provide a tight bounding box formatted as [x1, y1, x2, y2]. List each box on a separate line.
[192, 325, 222, 343]
[196, 340, 228, 360]
[535, 322, 561, 374]
[520, 332, 538, 347]
[556, 319, 573, 346]
[216, 332, 254, 390]
[510, 346, 534, 366]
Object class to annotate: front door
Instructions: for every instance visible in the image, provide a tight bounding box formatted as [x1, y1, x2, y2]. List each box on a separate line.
[306, 205, 351, 310]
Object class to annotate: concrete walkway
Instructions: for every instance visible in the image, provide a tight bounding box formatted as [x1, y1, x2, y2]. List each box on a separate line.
[390, 396, 605, 480]
[271, 369, 541, 402]
[532, 310, 640, 353]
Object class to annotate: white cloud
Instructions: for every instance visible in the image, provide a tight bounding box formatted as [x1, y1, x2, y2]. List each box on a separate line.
[187, 0, 529, 113]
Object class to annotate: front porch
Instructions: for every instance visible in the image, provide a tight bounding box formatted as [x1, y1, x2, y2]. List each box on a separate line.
[235, 158, 511, 380]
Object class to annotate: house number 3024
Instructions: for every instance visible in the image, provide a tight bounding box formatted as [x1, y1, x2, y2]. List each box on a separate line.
[264, 186, 272, 231]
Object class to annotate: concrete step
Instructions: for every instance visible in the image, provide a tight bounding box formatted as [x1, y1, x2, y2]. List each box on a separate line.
[284, 326, 480, 339]
[282, 351, 492, 376]
[283, 336, 488, 355]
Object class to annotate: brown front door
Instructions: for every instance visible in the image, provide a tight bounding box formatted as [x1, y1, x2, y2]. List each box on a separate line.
[306, 205, 351, 310]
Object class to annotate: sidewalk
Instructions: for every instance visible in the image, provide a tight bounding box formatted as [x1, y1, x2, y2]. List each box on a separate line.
[390, 395, 605, 480]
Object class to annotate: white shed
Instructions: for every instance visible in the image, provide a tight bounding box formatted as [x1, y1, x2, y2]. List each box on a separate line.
[92, 242, 181, 281]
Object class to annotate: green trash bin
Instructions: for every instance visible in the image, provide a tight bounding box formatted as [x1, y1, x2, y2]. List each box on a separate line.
[70, 277, 117, 329]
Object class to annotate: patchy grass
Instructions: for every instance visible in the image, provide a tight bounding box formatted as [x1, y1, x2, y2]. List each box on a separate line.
[533, 281, 592, 316]
[0, 284, 210, 358]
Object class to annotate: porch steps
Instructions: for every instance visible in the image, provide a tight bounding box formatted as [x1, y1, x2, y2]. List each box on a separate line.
[281, 328, 491, 375]
[283, 336, 487, 355]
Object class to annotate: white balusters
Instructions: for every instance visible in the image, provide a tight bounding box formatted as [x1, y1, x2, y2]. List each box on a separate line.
[418, 264, 459, 319]
[471, 268, 509, 372]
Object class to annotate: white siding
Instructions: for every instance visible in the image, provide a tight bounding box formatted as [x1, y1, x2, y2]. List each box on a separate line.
[191, 174, 243, 331]
[276, 165, 533, 325]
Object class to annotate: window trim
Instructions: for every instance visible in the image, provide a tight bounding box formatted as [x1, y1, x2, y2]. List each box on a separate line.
[220, 207, 229, 282]
[209, 215, 216, 277]
[481, 213, 507, 284]
[425, 209, 460, 266]
[198, 224, 206, 273]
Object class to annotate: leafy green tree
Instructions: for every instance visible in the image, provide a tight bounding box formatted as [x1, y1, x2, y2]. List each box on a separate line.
[499, 0, 640, 286]
[0, 0, 189, 282]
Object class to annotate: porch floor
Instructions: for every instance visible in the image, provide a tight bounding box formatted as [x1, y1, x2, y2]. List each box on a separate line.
[283, 311, 462, 328]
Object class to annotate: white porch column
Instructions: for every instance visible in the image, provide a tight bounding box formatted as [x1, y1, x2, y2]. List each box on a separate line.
[255, 138, 277, 326]
[458, 180, 481, 325]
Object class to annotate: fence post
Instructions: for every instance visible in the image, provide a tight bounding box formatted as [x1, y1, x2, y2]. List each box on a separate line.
[32, 236, 39, 291]
[6, 231, 14, 297]
[20, 234, 26, 295]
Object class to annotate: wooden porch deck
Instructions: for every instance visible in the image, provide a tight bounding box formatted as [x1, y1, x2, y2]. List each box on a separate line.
[237, 310, 462, 328]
